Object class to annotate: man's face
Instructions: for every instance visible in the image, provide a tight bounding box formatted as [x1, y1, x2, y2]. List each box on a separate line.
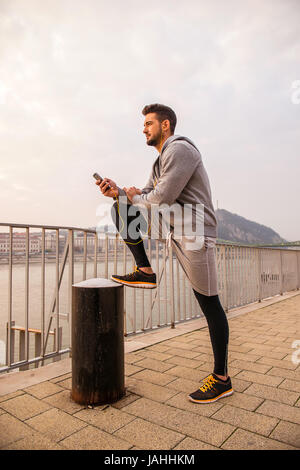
[143, 113, 163, 147]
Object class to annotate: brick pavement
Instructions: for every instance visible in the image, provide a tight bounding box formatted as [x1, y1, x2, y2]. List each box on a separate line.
[0, 293, 299, 450]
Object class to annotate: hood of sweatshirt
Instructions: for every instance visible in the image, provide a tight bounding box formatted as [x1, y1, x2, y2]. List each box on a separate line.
[160, 135, 200, 156]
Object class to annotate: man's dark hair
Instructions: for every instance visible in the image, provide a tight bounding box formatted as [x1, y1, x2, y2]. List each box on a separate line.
[142, 103, 177, 134]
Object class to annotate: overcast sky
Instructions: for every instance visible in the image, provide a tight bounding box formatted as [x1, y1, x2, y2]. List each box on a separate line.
[0, 0, 299, 240]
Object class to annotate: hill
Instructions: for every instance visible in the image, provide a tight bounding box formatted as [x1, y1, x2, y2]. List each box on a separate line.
[216, 209, 286, 245]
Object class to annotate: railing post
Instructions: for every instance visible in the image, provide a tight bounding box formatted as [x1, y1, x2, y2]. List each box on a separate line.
[258, 249, 262, 302]
[68, 229, 74, 357]
[297, 251, 300, 290]
[53, 326, 62, 363]
[34, 333, 41, 368]
[279, 250, 284, 295]
[169, 245, 175, 329]
[19, 329, 29, 371]
[7, 226, 13, 368]
[6, 321, 15, 368]
[223, 245, 229, 313]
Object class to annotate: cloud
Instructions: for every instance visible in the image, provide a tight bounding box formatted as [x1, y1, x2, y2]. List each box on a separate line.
[0, 0, 299, 239]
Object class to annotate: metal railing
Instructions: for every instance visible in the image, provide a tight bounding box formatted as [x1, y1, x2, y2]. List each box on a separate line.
[0, 222, 299, 373]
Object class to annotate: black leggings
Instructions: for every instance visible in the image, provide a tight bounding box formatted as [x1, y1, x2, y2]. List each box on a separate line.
[111, 200, 229, 376]
[193, 290, 229, 376]
[111, 200, 151, 268]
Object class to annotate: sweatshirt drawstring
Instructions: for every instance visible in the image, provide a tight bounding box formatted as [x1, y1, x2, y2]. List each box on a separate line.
[166, 230, 173, 254]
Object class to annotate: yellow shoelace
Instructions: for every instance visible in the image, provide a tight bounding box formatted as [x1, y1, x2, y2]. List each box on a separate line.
[127, 266, 139, 276]
[199, 375, 217, 393]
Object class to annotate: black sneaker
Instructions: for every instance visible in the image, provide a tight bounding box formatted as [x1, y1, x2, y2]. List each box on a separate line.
[111, 267, 157, 289]
[188, 373, 233, 404]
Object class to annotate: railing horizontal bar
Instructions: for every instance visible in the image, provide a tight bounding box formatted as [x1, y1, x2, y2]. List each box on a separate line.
[0, 348, 70, 373]
[10, 326, 55, 334]
[0, 222, 96, 233]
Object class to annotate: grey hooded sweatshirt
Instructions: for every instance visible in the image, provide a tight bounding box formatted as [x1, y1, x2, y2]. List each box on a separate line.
[116, 135, 218, 295]
[130, 135, 217, 238]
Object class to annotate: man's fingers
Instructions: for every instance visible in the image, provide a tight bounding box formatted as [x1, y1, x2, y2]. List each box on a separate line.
[99, 181, 110, 193]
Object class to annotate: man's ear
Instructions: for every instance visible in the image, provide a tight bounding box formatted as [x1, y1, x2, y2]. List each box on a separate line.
[162, 119, 170, 132]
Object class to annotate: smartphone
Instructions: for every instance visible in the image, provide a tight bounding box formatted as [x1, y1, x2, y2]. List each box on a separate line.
[93, 172, 111, 189]
[93, 172, 103, 182]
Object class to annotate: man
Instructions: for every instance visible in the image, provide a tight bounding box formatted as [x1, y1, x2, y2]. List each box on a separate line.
[96, 103, 233, 404]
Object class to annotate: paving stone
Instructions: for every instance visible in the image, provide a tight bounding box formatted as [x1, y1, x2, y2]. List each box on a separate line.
[122, 397, 235, 447]
[256, 400, 300, 425]
[165, 355, 204, 369]
[165, 391, 224, 417]
[242, 343, 276, 353]
[257, 356, 298, 370]
[221, 391, 264, 411]
[270, 421, 300, 448]
[234, 370, 283, 387]
[260, 351, 291, 360]
[166, 377, 203, 394]
[221, 428, 297, 450]
[279, 379, 300, 393]
[74, 405, 136, 433]
[164, 340, 198, 351]
[126, 377, 178, 403]
[211, 404, 278, 436]
[111, 391, 141, 410]
[173, 335, 198, 343]
[230, 377, 252, 393]
[4, 430, 63, 450]
[163, 348, 201, 359]
[134, 357, 175, 373]
[0, 393, 51, 421]
[229, 359, 271, 374]
[147, 344, 172, 353]
[55, 377, 71, 390]
[42, 390, 86, 414]
[264, 339, 289, 347]
[125, 363, 144, 376]
[115, 417, 184, 450]
[50, 372, 72, 383]
[0, 413, 32, 449]
[125, 352, 147, 364]
[131, 369, 176, 386]
[0, 390, 25, 403]
[267, 367, 300, 381]
[227, 344, 254, 353]
[244, 383, 299, 406]
[25, 408, 87, 442]
[173, 437, 219, 450]
[191, 345, 214, 355]
[25, 381, 63, 399]
[137, 350, 173, 361]
[164, 365, 204, 382]
[228, 351, 263, 363]
[60, 424, 131, 450]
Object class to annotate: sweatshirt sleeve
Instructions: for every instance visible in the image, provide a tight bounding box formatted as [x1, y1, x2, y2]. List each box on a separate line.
[141, 174, 154, 195]
[132, 143, 199, 207]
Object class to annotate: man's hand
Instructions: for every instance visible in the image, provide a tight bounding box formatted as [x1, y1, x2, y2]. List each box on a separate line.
[96, 178, 119, 198]
[123, 186, 142, 203]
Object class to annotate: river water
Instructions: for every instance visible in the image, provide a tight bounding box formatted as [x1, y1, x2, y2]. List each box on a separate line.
[0, 257, 198, 367]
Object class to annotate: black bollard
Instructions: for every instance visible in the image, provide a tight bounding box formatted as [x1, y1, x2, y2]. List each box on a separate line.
[71, 278, 125, 406]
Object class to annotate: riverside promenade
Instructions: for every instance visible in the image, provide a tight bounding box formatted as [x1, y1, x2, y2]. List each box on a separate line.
[0, 292, 299, 450]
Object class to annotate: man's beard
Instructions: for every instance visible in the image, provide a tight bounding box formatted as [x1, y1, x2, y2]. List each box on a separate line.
[146, 129, 162, 147]
[146, 136, 159, 146]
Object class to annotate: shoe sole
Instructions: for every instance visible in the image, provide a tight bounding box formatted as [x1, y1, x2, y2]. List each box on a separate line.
[188, 389, 233, 404]
[111, 276, 157, 289]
